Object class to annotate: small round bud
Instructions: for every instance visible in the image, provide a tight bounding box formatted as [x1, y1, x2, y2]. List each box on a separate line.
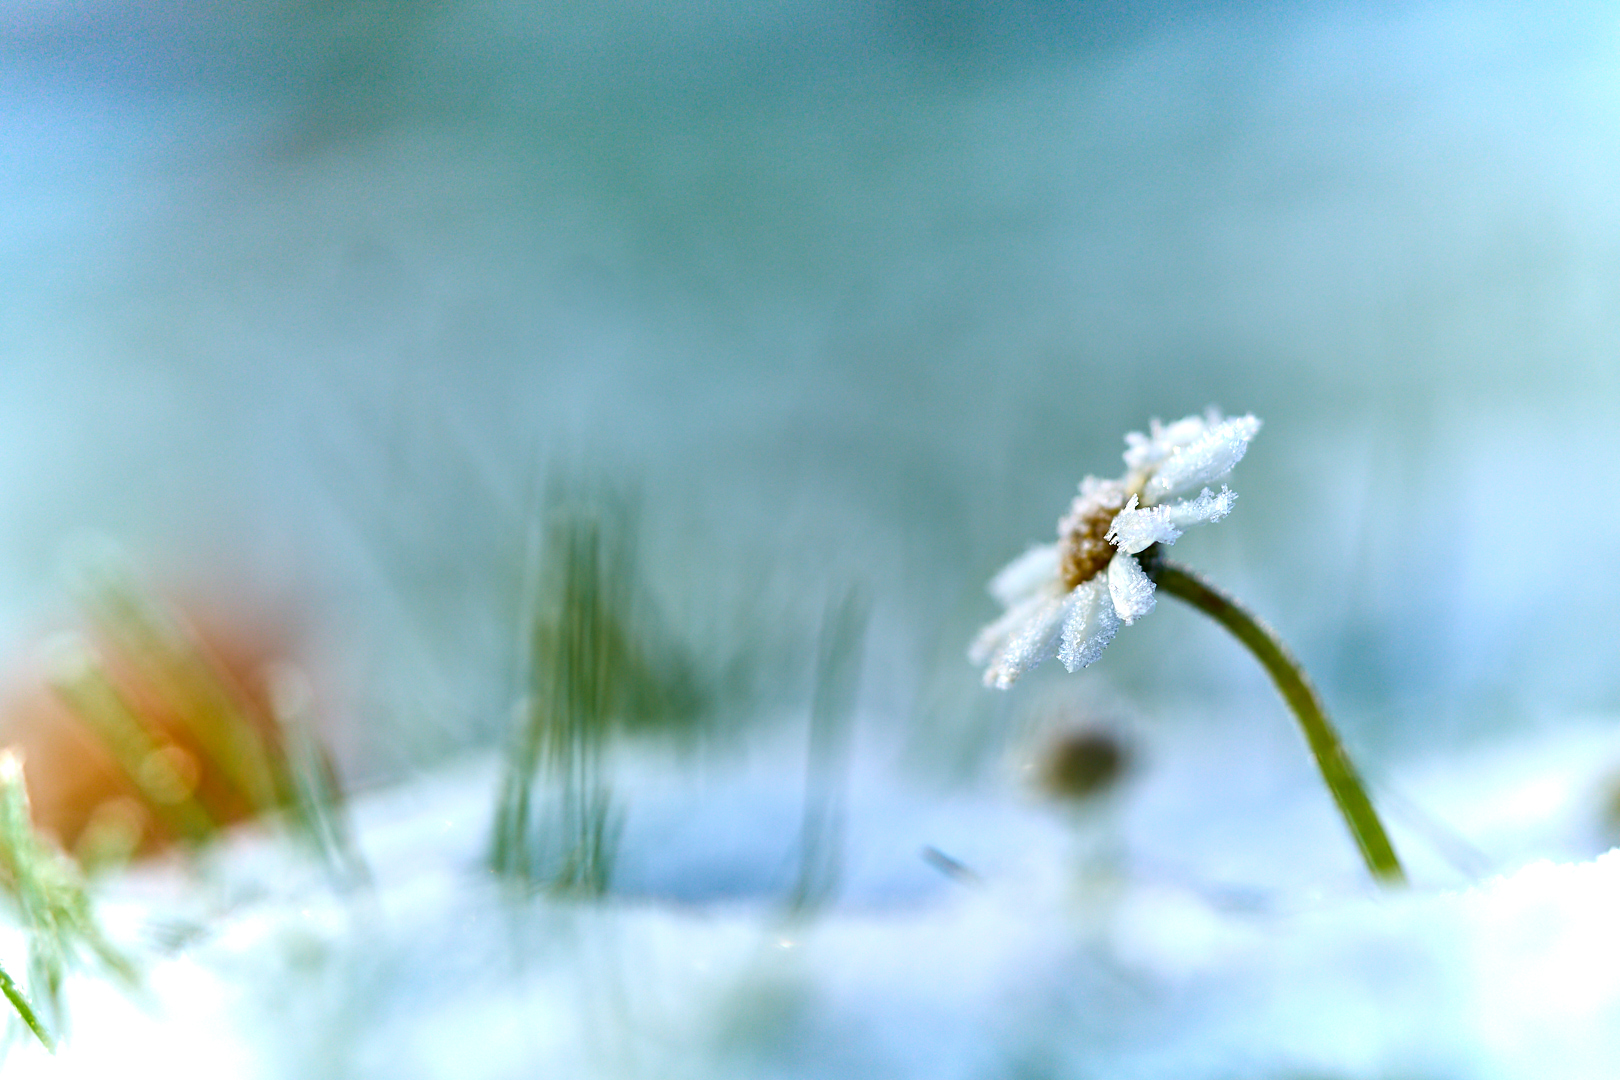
[1036, 727, 1128, 802]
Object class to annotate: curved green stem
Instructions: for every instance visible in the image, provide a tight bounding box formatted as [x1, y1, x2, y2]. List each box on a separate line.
[1149, 557, 1405, 885]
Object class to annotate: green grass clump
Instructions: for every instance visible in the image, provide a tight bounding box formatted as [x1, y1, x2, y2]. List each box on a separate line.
[51, 553, 364, 883]
[0, 750, 137, 1052]
[490, 485, 710, 894]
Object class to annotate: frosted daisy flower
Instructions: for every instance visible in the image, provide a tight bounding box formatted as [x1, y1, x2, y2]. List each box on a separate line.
[969, 410, 1405, 884]
[970, 411, 1260, 690]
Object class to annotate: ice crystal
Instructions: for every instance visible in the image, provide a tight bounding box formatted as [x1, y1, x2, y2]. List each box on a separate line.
[971, 411, 1260, 689]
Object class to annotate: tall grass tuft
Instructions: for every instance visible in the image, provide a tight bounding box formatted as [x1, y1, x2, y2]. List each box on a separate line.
[0, 751, 136, 1052]
[788, 585, 868, 914]
[490, 482, 709, 895]
[13, 545, 368, 884]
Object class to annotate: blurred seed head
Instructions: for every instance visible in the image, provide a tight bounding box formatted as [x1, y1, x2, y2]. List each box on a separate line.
[1032, 725, 1130, 803]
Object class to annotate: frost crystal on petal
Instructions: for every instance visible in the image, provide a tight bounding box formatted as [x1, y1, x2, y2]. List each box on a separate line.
[1058, 580, 1122, 671]
[1162, 486, 1237, 528]
[1077, 475, 1128, 504]
[987, 543, 1061, 607]
[980, 592, 1071, 689]
[1144, 414, 1261, 502]
[1058, 477, 1128, 542]
[968, 591, 1044, 666]
[1106, 496, 1184, 555]
[1106, 551, 1156, 624]
[1123, 414, 1210, 471]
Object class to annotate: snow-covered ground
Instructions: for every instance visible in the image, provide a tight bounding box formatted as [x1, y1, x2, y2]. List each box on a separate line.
[6, 710, 1620, 1078]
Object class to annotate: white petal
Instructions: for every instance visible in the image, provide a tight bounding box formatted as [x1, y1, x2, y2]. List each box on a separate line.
[1144, 414, 1261, 501]
[1122, 431, 1157, 472]
[968, 591, 1043, 666]
[1077, 475, 1128, 506]
[1162, 485, 1237, 528]
[980, 592, 1070, 689]
[1057, 580, 1123, 672]
[1106, 495, 1184, 555]
[1122, 414, 1211, 471]
[1107, 487, 1239, 555]
[987, 543, 1061, 607]
[1106, 551, 1156, 624]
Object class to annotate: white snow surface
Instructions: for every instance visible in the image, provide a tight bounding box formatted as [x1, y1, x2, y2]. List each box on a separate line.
[7, 717, 1620, 1078]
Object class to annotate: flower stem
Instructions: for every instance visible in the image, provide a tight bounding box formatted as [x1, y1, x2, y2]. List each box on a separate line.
[1149, 558, 1405, 885]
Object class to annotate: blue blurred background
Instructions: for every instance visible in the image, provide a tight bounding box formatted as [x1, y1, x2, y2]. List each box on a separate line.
[5, 0, 1620, 785]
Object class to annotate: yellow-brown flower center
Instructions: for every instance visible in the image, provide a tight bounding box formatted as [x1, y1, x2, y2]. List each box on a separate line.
[1059, 500, 1121, 590]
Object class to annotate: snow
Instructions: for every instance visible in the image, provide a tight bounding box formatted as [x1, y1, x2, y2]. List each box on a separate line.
[0, 716, 1615, 1078]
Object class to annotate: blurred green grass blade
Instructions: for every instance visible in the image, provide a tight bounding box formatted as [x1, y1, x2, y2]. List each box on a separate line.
[0, 964, 53, 1052]
[789, 584, 868, 914]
